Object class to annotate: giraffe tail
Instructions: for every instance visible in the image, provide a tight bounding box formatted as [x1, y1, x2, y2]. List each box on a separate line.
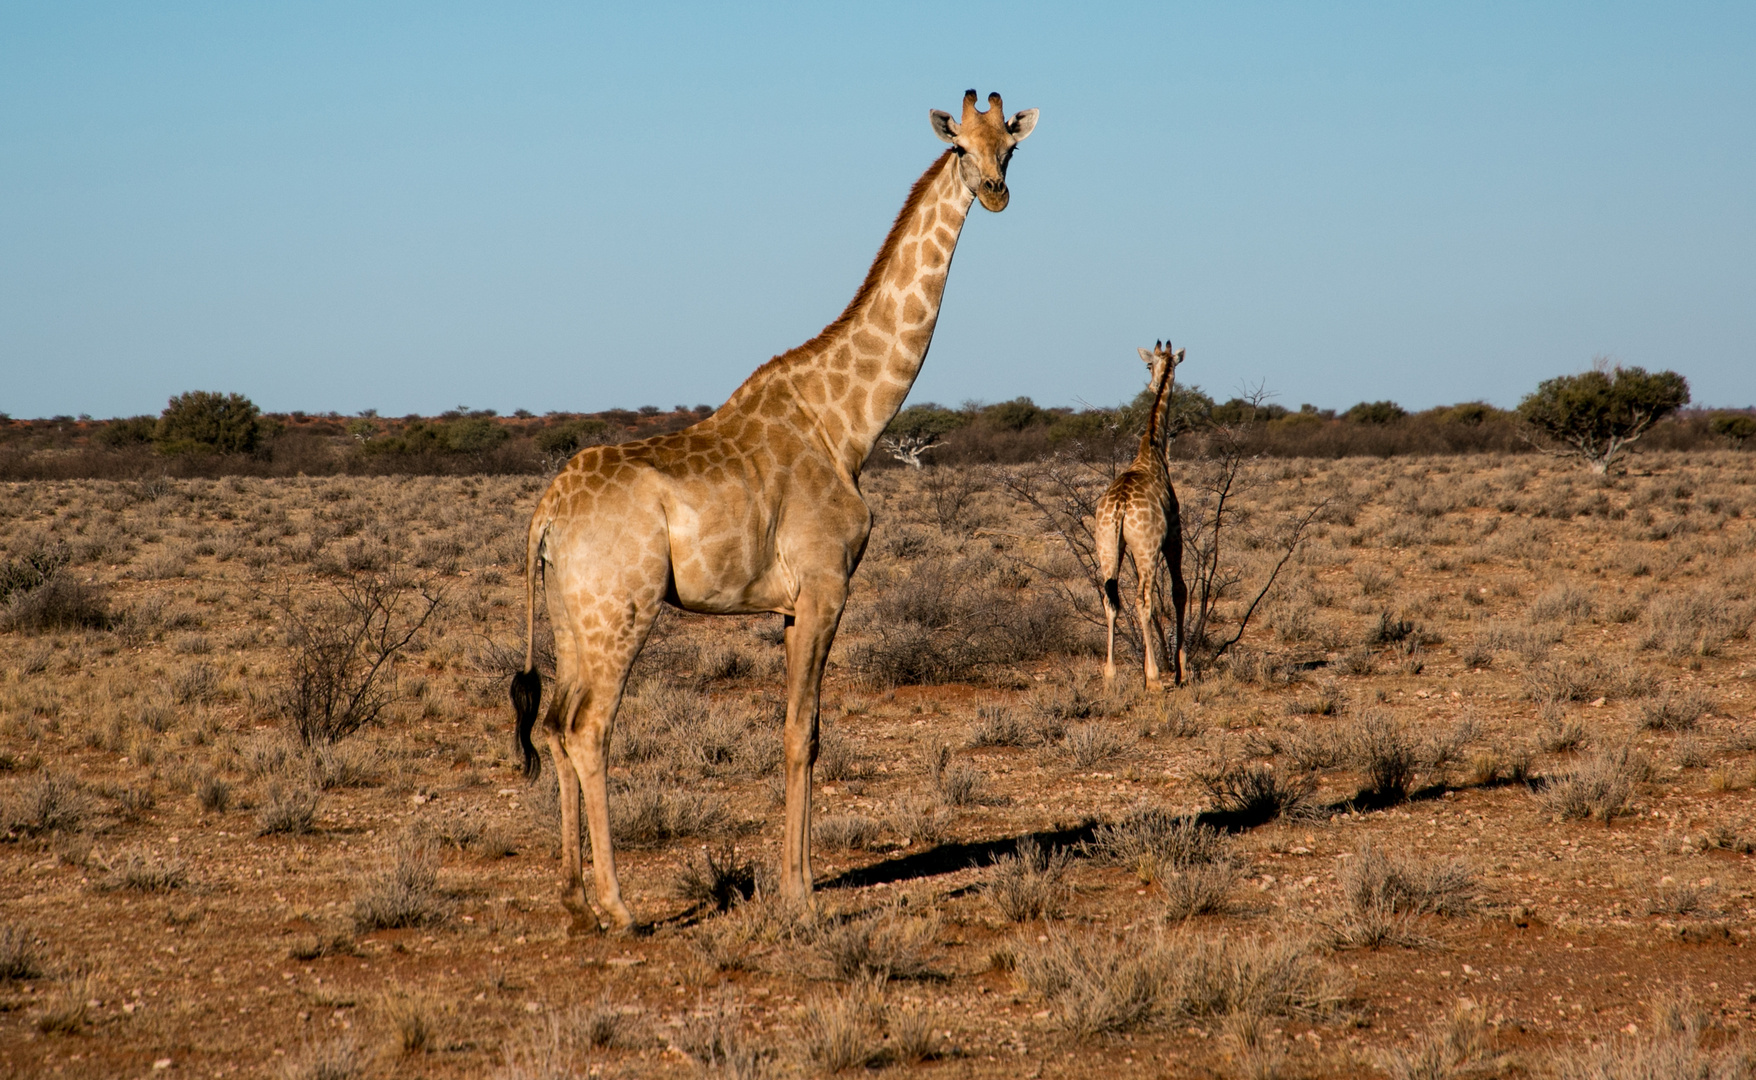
[510, 513, 547, 782]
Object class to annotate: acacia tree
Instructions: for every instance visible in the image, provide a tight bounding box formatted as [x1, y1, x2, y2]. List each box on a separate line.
[1517, 362, 1689, 474]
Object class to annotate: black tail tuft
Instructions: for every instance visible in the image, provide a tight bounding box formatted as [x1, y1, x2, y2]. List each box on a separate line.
[1102, 578, 1122, 609]
[510, 669, 543, 781]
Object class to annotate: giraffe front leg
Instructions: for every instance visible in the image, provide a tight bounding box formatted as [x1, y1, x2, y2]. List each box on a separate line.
[779, 585, 847, 905]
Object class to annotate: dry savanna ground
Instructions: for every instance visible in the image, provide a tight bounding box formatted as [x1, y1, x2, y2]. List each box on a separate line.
[2, 451, 1755, 1079]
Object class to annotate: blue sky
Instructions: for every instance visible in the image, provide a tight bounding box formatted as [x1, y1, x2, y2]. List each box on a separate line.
[3, 2, 1752, 419]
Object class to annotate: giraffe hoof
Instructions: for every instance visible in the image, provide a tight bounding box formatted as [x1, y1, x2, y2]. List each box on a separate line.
[567, 912, 600, 938]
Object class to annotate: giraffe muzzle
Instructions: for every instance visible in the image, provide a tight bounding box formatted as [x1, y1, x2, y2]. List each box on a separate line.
[976, 180, 1010, 213]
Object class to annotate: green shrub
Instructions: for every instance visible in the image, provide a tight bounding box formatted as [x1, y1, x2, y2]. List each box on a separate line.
[154, 391, 262, 455]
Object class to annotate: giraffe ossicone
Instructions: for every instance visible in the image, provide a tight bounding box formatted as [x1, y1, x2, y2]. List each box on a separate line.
[509, 91, 1037, 933]
[1096, 339, 1189, 691]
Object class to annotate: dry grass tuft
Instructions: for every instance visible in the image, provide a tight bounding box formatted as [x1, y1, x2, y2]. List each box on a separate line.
[277, 1034, 364, 1080]
[810, 907, 940, 982]
[609, 772, 729, 847]
[1550, 991, 1749, 1080]
[985, 837, 1070, 922]
[1160, 859, 1246, 921]
[0, 924, 46, 980]
[351, 833, 446, 931]
[379, 990, 442, 1055]
[1540, 745, 1649, 821]
[813, 814, 882, 851]
[1639, 689, 1713, 731]
[1378, 1001, 1492, 1080]
[1016, 928, 1344, 1038]
[1065, 722, 1130, 768]
[673, 995, 768, 1080]
[1340, 845, 1476, 916]
[1086, 805, 1230, 881]
[4, 771, 90, 836]
[256, 778, 320, 835]
[95, 845, 188, 892]
[800, 976, 889, 1072]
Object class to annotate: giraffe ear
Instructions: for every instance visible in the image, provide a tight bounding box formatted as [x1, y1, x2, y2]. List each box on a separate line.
[1172, 349, 1186, 365]
[1138, 347, 1155, 365]
[929, 110, 959, 144]
[1008, 109, 1039, 141]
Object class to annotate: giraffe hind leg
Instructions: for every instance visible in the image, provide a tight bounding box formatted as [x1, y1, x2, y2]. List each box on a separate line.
[541, 687, 598, 933]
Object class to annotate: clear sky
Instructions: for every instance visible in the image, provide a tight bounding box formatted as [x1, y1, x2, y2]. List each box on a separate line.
[3, 2, 1752, 419]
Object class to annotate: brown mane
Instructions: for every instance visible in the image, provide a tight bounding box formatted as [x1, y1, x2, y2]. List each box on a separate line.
[1139, 354, 1173, 461]
[726, 150, 957, 397]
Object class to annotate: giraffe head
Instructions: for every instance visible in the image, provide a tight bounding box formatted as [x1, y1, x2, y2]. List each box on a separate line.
[1137, 340, 1185, 390]
[930, 90, 1038, 212]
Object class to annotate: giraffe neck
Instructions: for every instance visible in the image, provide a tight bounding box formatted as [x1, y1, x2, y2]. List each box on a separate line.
[1135, 364, 1175, 471]
[721, 151, 974, 476]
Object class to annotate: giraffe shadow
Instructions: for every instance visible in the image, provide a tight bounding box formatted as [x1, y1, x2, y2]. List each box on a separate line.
[816, 809, 1270, 891]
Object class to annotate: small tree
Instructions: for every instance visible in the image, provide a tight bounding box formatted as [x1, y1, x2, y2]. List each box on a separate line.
[880, 404, 965, 469]
[155, 391, 263, 455]
[1517, 362, 1690, 474]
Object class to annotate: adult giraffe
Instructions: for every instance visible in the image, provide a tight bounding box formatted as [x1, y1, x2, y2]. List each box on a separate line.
[511, 91, 1037, 932]
[1096, 340, 1189, 690]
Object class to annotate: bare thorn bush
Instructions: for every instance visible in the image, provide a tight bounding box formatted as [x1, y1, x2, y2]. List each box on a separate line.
[673, 844, 758, 913]
[1197, 761, 1316, 825]
[274, 571, 442, 745]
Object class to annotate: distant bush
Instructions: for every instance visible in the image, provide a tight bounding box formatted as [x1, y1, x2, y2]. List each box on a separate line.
[96, 416, 157, 448]
[1344, 400, 1408, 425]
[362, 416, 510, 456]
[1710, 412, 1756, 448]
[534, 418, 610, 456]
[984, 397, 1049, 432]
[155, 391, 263, 455]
